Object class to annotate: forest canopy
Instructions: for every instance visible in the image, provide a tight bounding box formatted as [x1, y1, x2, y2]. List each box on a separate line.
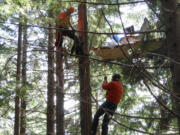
[0, 0, 180, 135]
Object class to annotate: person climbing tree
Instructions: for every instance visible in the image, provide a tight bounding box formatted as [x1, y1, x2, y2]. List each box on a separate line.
[55, 6, 83, 55]
[91, 74, 123, 135]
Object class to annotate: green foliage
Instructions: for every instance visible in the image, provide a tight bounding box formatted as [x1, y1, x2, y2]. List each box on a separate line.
[0, 0, 179, 134]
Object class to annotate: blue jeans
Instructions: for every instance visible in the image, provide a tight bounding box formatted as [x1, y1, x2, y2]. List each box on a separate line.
[91, 100, 117, 135]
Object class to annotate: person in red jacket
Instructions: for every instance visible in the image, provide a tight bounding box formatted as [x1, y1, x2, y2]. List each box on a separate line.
[55, 6, 82, 54]
[91, 74, 123, 135]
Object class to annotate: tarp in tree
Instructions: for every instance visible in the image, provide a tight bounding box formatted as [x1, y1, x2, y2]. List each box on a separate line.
[92, 38, 163, 60]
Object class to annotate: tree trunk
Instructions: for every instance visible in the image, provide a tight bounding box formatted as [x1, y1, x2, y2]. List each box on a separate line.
[174, 4, 180, 134]
[56, 29, 65, 135]
[20, 22, 27, 135]
[161, 0, 180, 134]
[78, 3, 92, 135]
[55, 1, 65, 134]
[47, 10, 55, 135]
[14, 18, 22, 135]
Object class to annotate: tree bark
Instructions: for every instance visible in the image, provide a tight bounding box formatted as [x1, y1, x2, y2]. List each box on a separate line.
[14, 18, 22, 135]
[78, 3, 92, 135]
[55, 22, 65, 135]
[56, 48, 64, 135]
[174, 4, 180, 134]
[20, 21, 27, 135]
[47, 10, 55, 135]
[161, 0, 180, 133]
[55, 1, 65, 134]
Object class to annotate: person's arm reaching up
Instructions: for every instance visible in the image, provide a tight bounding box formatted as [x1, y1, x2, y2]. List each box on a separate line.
[102, 81, 112, 90]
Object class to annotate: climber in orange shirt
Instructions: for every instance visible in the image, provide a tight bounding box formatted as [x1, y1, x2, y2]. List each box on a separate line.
[91, 74, 123, 135]
[56, 6, 83, 55]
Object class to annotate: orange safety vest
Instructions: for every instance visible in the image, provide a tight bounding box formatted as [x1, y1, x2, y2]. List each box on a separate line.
[58, 12, 70, 28]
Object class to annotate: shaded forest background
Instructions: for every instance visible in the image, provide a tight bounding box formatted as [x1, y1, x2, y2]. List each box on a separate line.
[0, 0, 180, 135]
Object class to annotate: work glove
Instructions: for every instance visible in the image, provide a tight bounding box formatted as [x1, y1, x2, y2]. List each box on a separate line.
[104, 76, 107, 82]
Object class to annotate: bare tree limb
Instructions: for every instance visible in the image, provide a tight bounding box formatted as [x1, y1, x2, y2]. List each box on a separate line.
[59, 0, 145, 6]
